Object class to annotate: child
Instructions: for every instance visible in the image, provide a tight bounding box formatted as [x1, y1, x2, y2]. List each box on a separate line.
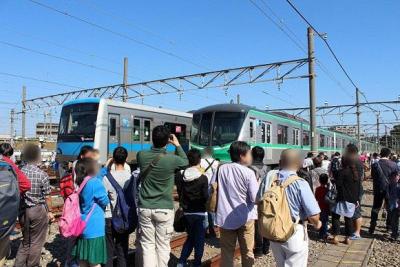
[72, 158, 110, 267]
[315, 173, 330, 240]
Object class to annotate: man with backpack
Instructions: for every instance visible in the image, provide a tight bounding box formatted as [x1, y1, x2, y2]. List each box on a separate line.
[103, 147, 133, 267]
[369, 148, 399, 234]
[262, 149, 321, 267]
[15, 144, 54, 267]
[200, 147, 219, 238]
[137, 126, 188, 267]
[0, 144, 26, 267]
[211, 141, 258, 267]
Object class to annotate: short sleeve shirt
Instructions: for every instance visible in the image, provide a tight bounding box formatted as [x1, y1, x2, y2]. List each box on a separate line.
[21, 164, 51, 207]
[278, 170, 321, 221]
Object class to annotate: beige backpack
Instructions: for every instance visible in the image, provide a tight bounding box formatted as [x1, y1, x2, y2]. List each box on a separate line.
[258, 175, 300, 242]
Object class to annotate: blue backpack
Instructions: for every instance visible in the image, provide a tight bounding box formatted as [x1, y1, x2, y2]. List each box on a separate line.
[106, 172, 138, 234]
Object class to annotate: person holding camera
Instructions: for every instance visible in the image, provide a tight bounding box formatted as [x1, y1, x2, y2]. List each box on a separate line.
[137, 126, 188, 267]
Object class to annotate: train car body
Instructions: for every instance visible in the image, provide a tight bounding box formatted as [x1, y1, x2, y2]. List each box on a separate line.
[56, 98, 192, 173]
[190, 104, 375, 165]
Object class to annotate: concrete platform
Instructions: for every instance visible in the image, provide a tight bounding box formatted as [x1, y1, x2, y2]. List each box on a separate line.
[312, 237, 374, 267]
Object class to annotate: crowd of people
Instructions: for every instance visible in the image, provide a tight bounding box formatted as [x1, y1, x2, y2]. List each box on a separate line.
[0, 124, 399, 267]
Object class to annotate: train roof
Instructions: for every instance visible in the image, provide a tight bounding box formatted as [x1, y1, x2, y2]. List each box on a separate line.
[63, 98, 192, 118]
[194, 103, 253, 114]
[194, 103, 375, 143]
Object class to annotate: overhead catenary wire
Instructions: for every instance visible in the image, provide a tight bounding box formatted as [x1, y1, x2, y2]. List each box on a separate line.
[79, 0, 219, 68]
[0, 40, 141, 80]
[284, 0, 358, 90]
[28, 0, 209, 70]
[0, 71, 83, 89]
[1, 25, 121, 65]
[251, 0, 353, 99]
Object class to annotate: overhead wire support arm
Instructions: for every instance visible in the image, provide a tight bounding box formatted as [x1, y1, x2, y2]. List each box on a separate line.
[23, 58, 309, 111]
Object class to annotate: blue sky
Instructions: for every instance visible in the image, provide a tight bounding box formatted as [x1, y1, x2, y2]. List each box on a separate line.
[0, 0, 399, 136]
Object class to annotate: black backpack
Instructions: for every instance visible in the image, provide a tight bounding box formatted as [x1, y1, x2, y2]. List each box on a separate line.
[330, 158, 341, 177]
[0, 156, 19, 240]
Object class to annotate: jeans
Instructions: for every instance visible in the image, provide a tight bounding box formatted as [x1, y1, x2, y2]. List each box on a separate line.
[332, 212, 353, 237]
[178, 214, 208, 267]
[370, 190, 391, 232]
[220, 220, 255, 267]
[319, 210, 329, 239]
[0, 237, 10, 267]
[105, 218, 129, 267]
[207, 212, 216, 236]
[15, 205, 48, 267]
[138, 208, 174, 267]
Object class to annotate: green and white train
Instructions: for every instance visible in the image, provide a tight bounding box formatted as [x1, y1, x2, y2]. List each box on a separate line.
[190, 104, 375, 165]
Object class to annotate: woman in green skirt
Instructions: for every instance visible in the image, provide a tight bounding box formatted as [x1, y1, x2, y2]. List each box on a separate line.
[72, 158, 110, 267]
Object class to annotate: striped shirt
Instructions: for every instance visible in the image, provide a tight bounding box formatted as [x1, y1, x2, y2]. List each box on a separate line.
[21, 164, 51, 207]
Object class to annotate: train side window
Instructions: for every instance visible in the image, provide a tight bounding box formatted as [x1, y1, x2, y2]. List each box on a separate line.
[336, 138, 341, 148]
[250, 121, 254, 138]
[109, 118, 117, 137]
[133, 119, 140, 142]
[320, 134, 325, 147]
[260, 122, 266, 143]
[302, 130, 310, 146]
[144, 120, 151, 142]
[277, 125, 288, 144]
[266, 123, 271, 144]
[292, 128, 300, 146]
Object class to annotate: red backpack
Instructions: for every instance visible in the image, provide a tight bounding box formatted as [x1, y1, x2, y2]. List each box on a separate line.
[60, 174, 74, 200]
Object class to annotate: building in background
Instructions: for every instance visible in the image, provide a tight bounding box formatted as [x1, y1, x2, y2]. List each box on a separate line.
[328, 125, 365, 139]
[36, 122, 58, 141]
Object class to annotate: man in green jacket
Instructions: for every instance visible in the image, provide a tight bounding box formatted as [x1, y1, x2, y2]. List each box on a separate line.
[137, 125, 188, 267]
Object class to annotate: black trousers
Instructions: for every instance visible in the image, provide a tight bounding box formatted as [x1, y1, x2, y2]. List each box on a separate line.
[105, 218, 129, 267]
[332, 212, 353, 237]
[370, 190, 391, 230]
[391, 209, 400, 238]
[254, 220, 269, 255]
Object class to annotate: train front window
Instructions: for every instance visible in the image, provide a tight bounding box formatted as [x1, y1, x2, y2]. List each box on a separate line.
[199, 112, 212, 146]
[58, 103, 98, 142]
[190, 114, 200, 143]
[212, 112, 245, 146]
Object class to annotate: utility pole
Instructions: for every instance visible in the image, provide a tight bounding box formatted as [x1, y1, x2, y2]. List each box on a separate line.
[356, 88, 361, 149]
[236, 94, 240, 104]
[385, 125, 388, 148]
[376, 112, 380, 151]
[307, 27, 317, 154]
[22, 86, 26, 144]
[10, 109, 15, 145]
[123, 57, 128, 102]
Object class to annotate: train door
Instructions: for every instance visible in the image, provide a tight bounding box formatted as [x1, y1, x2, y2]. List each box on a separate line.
[108, 114, 120, 155]
[257, 121, 271, 144]
[132, 117, 151, 150]
[249, 118, 256, 144]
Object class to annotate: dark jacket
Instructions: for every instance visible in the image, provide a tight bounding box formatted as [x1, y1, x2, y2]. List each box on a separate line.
[336, 166, 362, 204]
[372, 159, 398, 194]
[175, 166, 209, 213]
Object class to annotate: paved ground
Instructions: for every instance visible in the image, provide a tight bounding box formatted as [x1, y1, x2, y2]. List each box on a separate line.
[312, 238, 373, 267]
